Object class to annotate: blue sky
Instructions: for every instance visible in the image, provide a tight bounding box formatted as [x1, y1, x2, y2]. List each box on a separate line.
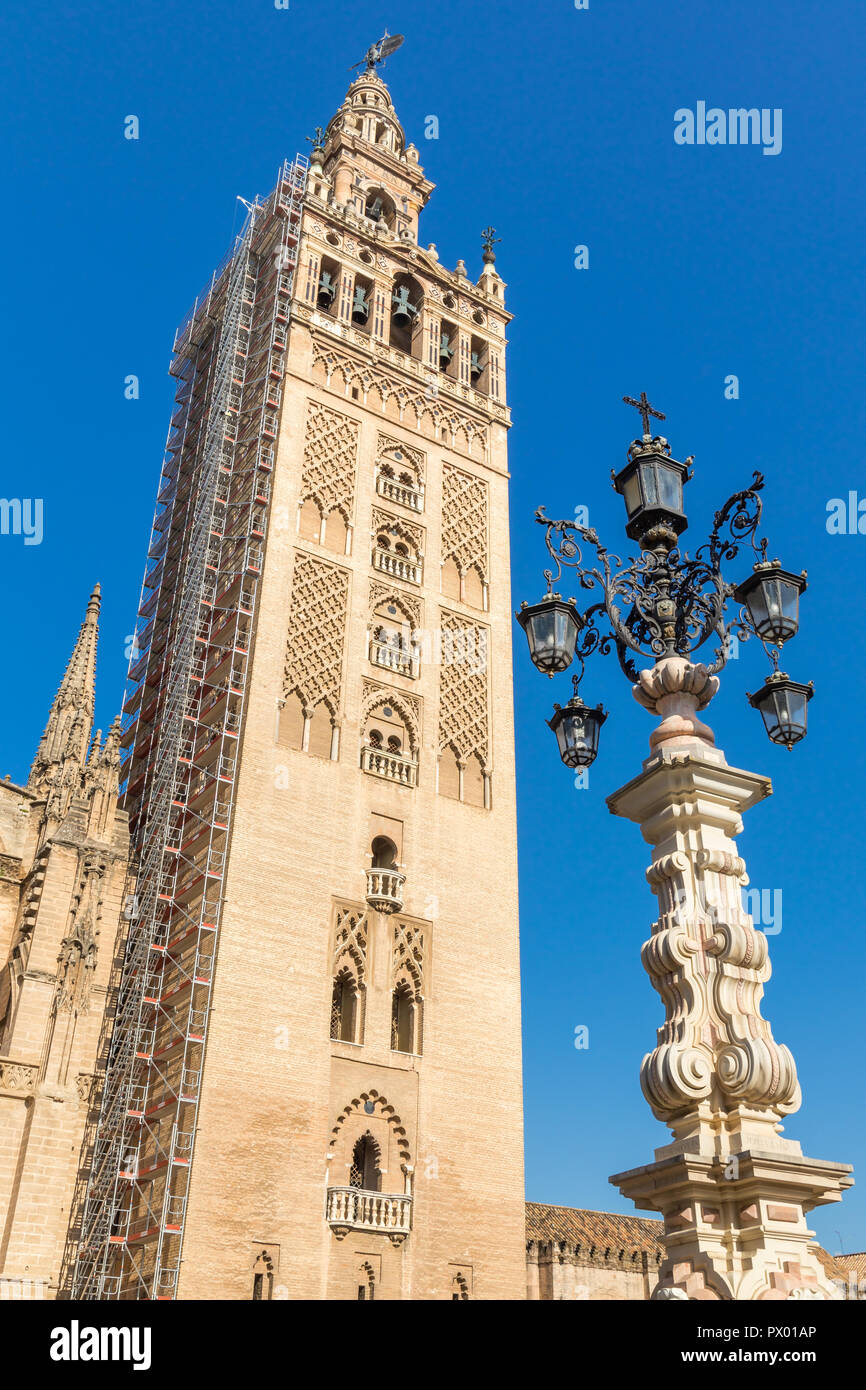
[2, 1, 864, 1252]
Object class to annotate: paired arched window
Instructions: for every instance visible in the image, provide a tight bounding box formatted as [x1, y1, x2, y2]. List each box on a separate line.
[438, 746, 487, 808]
[369, 596, 418, 678]
[277, 692, 337, 760]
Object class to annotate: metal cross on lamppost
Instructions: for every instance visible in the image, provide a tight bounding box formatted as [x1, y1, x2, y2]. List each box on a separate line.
[623, 390, 666, 439]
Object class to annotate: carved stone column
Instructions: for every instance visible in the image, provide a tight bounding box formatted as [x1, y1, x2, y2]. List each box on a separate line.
[607, 656, 852, 1301]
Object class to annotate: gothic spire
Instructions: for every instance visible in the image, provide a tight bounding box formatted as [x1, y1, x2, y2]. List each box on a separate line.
[29, 584, 101, 794]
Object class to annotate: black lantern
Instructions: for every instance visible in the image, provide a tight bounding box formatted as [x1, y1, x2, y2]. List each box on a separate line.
[612, 440, 691, 544]
[515, 594, 582, 676]
[547, 690, 607, 768]
[747, 673, 814, 750]
[734, 561, 807, 645]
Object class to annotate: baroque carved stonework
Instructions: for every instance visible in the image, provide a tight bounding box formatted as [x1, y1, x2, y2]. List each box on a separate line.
[300, 399, 359, 522]
[283, 553, 349, 717]
[442, 464, 489, 582]
[641, 841, 800, 1121]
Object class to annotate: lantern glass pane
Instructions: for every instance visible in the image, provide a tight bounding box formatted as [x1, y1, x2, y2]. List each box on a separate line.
[529, 607, 555, 664]
[555, 608, 579, 664]
[749, 576, 801, 643]
[639, 462, 659, 508]
[655, 462, 683, 512]
[759, 685, 807, 745]
[623, 472, 642, 516]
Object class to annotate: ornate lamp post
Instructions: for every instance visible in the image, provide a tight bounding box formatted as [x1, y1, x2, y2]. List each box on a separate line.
[517, 395, 851, 1301]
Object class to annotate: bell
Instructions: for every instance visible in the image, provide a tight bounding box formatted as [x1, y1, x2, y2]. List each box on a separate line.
[352, 286, 370, 324]
[317, 271, 337, 309]
[391, 285, 418, 327]
[470, 351, 484, 382]
[366, 196, 384, 221]
[439, 331, 454, 370]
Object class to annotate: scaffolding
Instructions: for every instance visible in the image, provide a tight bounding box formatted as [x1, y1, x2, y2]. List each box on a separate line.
[71, 156, 308, 1300]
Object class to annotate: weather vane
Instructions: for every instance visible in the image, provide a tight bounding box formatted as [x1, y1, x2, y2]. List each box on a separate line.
[481, 226, 501, 263]
[351, 30, 405, 73]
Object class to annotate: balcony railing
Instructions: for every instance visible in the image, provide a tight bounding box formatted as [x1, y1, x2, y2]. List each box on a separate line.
[376, 473, 424, 512]
[365, 866, 406, 914]
[326, 1187, 412, 1241]
[369, 637, 419, 680]
[361, 745, 417, 787]
[373, 549, 422, 585]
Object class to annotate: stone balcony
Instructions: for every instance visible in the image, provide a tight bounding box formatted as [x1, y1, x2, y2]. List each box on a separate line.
[326, 1187, 412, 1245]
[361, 744, 417, 787]
[372, 549, 422, 585]
[376, 473, 424, 512]
[365, 866, 406, 914]
[369, 637, 419, 680]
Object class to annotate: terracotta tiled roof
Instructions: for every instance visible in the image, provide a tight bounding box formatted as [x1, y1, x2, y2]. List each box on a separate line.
[526, 1203, 845, 1283]
[832, 1251, 866, 1280]
[526, 1202, 664, 1257]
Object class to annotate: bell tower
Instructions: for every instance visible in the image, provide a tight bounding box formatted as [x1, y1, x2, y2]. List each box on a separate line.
[72, 45, 525, 1301]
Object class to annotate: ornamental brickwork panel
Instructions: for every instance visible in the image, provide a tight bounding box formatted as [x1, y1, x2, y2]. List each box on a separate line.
[441, 464, 488, 582]
[333, 904, 369, 986]
[283, 553, 349, 715]
[300, 400, 359, 521]
[437, 609, 490, 767]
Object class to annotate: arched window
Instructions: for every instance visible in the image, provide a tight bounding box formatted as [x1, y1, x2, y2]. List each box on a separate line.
[358, 1262, 376, 1301]
[307, 702, 333, 759]
[390, 273, 423, 358]
[441, 556, 461, 602]
[365, 186, 396, 228]
[371, 836, 398, 870]
[298, 496, 323, 543]
[330, 968, 360, 1043]
[391, 981, 420, 1055]
[438, 318, 459, 379]
[252, 1250, 274, 1301]
[368, 596, 417, 678]
[372, 525, 420, 583]
[464, 752, 485, 808]
[438, 744, 460, 800]
[349, 1133, 381, 1192]
[376, 446, 423, 511]
[316, 255, 341, 317]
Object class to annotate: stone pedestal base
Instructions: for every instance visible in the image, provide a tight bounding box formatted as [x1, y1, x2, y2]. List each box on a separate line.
[606, 658, 853, 1301]
[611, 1145, 852, 1300]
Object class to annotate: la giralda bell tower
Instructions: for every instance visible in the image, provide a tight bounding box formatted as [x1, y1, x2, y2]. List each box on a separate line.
[73, 44, 526, 1300]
